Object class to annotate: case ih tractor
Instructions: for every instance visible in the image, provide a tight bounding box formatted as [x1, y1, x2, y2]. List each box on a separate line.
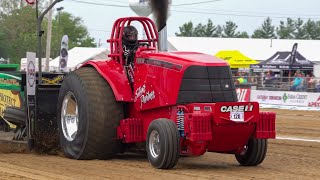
[55, 17, 276, 169]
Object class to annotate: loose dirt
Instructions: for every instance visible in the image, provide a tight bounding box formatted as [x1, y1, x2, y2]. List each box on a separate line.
[0, 108, 319, 180]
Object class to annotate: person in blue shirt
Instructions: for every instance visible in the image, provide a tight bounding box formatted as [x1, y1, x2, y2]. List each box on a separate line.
[290, 74, 303, 91]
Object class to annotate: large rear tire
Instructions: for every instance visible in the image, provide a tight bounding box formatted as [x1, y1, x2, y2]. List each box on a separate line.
[235, 138, 267, 166]
[57, 67, 124, 159]
[146, 119, 180, 169]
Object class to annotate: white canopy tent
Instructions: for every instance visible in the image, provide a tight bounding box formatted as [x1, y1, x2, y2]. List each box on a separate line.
[167, 37, 320, 63]
[50, 47, 109, 72]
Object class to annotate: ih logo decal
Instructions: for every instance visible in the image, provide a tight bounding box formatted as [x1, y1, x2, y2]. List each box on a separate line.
[282, 93, 288, 103]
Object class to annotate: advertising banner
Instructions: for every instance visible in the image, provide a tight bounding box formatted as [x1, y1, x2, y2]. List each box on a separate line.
[27, 52, 36, 96]
[0, 89, 22, 117]
[307, 93, 320, 107]
[59, 35, 69, 72]
[236, 88, 251, 102]
[251, 90, 319, 107]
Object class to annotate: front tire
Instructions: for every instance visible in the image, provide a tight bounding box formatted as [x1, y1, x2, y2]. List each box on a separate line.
[235, 138, 267, 166]
[146, 119, 180, 169]
[57, 67, 124, 159]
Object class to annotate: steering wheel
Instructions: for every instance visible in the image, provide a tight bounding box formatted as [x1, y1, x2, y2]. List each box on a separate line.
[132, 42, 149, 51]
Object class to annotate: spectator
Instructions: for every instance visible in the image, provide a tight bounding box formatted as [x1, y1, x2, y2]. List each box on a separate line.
[264, 70, 276, 86]
[265, 70, 273, 80]
[290, 74, 304, 91]
[234, 72, 240, 85]
[237, 76, 245, 84]
[242, 72, 248, 84]
[308, 74, 317, 90]
[316, 78, 320, 92]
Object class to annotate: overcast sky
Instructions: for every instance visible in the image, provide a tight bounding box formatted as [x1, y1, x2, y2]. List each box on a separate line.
[55, 0, 320, 47]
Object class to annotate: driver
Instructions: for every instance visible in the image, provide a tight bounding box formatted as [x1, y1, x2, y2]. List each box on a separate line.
[122, 25, 138, 65]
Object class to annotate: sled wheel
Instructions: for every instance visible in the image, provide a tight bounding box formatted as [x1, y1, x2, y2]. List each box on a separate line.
[235, 138, 267, 166]
[57, 67, 124, 159]
[146, 119, 180, 169]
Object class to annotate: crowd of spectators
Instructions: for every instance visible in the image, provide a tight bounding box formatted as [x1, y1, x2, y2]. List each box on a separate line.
[232, 69, 320, 92]
[290, 70, 320, 92]
[234, 72, 258, 85]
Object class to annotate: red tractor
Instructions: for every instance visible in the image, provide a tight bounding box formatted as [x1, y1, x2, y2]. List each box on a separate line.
[57, 17, 275, 169]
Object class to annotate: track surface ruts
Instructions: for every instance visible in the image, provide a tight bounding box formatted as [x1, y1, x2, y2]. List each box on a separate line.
[0, 108, 319, 180]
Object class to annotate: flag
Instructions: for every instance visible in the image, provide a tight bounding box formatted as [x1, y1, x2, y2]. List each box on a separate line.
[289, 43, 298, 65]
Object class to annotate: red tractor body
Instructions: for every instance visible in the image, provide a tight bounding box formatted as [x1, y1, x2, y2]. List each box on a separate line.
[69, 17, 275, 168]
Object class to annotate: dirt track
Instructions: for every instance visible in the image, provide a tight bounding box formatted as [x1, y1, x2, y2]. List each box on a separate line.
[0, 108, 319, 180]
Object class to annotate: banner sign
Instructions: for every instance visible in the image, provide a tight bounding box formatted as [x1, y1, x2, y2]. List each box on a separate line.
[251, 90, 320, 107]
[307, 94, 320, 107]
[59, 35, 69, 72]
[0, 90, 22, 117]
[236, 88, 251, 102]
[26, 52, 36, 140]
[27, 52, 36, 96]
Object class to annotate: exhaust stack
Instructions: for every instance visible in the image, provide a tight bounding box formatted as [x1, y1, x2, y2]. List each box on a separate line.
[158, 25, 168, 51]
[149, 0, 169, 51]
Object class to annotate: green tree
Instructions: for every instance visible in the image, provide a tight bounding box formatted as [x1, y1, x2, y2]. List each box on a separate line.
[222, 21, 239, 38]
[237, 32, 249, 38]
[303, 19, 320, 39]
[193, 19, 220, 37]
[193, 22, 206, 37]
[277, 18, 296, 39]
[0, 29, 7, 58]
[176, 20, 226, 37]
[0, 0, 20, 16]
[220, 21, 247, 38]
[50, 12, 96, 57]
[214, 25, 223, 37]
[252, 17, 277, 39]
[0, 2, 96, 63]
[204, 19, 217, 37]
[293, 18, 307, 39]
[0, 6, 37, 63]
[175, 21, 194, 36]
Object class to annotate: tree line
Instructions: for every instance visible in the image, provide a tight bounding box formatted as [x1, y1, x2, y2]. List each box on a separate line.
[175, 17, 320, 40]
[1, 1, 320, 64]
[0, 1, 95, 64]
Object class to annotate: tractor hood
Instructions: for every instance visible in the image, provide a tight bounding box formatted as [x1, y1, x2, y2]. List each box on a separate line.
[136, 50, 229, 68]
[133, 49, 237, 110]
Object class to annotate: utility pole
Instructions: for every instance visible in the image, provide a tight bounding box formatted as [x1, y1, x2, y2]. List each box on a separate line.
[98, 39, 101, 48]
[45, 0, 54, 72]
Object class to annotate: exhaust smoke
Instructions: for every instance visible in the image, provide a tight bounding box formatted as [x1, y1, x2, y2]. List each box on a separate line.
[149, 0, 169, 31]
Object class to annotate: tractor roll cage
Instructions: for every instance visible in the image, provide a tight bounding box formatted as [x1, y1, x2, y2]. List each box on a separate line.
[107, 17, 159, 65]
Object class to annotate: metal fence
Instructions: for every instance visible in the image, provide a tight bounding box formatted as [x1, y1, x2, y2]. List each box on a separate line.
[233, 76, 320, 92]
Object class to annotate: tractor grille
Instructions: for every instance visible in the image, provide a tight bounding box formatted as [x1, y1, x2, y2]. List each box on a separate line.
[177, 66, 237, 104]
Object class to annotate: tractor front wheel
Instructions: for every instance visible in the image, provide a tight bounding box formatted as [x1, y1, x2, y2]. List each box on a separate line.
[146, 119, 180, 169]
[235, 138, 267, 166]
[57, 67, 124, 159]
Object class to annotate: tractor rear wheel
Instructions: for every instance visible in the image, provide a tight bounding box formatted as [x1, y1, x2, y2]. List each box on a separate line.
[57, 67, 124, 159]
[146, 119, 180, 169]
[235, 138, 267, 166]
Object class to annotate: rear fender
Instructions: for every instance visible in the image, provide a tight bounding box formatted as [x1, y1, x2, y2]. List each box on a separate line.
[254, 112, 276, 139]
[81, 60, 133, 102]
